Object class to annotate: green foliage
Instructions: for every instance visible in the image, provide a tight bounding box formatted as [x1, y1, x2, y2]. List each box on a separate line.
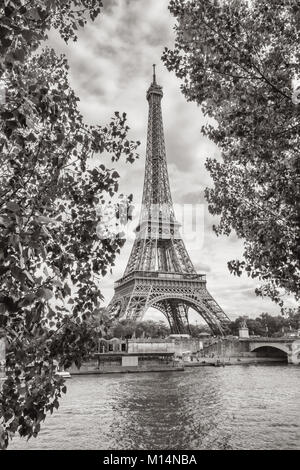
[0, 0, 139, 449]
[163, 0, 300, 306]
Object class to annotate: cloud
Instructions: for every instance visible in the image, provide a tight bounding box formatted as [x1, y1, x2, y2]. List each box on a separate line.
[47, 0, 295, 320]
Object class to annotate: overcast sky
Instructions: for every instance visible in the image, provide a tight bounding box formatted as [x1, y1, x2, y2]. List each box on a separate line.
[48, 0, 296, 322]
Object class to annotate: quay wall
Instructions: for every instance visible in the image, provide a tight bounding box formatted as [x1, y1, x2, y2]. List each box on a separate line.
[68, 352, 181, 375]
[202, 337, 251, 357]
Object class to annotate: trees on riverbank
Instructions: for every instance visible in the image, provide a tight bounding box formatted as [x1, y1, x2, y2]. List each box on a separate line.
[228, 309, 300, 337]
[109, 311, 300, 340]
[107, 318, 211, 339]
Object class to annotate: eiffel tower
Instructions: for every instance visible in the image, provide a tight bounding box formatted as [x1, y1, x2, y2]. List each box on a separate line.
[107, 66, 230, 335]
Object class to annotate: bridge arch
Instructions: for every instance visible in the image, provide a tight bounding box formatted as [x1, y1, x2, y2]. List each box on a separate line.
[250, 343, 290, 355]
[250, 344, 289, 361]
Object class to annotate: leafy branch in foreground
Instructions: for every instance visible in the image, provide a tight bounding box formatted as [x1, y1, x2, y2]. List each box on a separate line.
[0, 1, 139, 448]
[163, 0, 300, 306]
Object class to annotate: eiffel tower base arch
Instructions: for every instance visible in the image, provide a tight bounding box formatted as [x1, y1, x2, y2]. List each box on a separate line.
[108, 272, 229, 336]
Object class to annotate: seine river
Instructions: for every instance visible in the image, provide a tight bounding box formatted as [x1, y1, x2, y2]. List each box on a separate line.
[9, 365, 300, 450]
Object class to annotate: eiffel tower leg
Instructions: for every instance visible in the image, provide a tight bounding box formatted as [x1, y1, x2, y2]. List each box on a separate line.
[109, 283, 152, 322]
[167, 301, 183, 334]
[180, 303, 191, 335]
[152, 301, 173, 326]
[106, 293, 124, 319]
[126, 296, 147, 321]
[154, 299, 188, 334]
[171, 301, 192, 334]
[192, 287, 230, 335]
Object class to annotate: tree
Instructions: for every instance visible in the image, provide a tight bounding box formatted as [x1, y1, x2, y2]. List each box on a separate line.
[110, 319, 212, 338]
[136, 320, 170, 338]
[110, 319, 171, 339]
[0, 1, 139, 448]
[227, 310, 300, 337]
[110, 319, 138, 339]
[163, 0, 300, 307]
[188, 323, 211, 337]
[286, 307, 300, 330]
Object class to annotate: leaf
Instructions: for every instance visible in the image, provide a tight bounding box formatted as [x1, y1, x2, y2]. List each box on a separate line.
[35, 215, 56, 225]
[62, 283, 71, 297]
[19, 293, 35, 307]
[37, 288, 53, 301]
[6, 202, 20, 213]
[11, 266, 25, 283]
[0, 216, 10, 227]
[23, 270, 34, 284]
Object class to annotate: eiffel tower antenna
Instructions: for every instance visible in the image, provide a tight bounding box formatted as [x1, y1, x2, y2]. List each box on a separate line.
[107, 68, 230, 335]
[152, 64, 156, 83]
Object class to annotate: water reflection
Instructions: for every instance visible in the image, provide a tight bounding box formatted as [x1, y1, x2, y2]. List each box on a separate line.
[106, 370, 226, 449]
[9, 365, 300, 450]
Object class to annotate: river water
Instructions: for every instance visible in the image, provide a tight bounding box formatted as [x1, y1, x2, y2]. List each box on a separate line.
[9, 365, 300, 450]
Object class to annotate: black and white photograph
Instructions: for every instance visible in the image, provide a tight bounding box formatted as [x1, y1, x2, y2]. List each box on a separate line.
[0, 0, 299, 456]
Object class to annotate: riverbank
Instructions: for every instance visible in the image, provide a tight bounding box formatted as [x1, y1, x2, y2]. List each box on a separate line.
[184, 356, 287, 367]
[70, 365, 184, 375]
[67, 355, 289, 375]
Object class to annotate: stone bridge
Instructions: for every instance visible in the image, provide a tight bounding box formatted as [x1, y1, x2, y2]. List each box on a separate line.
[247, 337, 300, 365]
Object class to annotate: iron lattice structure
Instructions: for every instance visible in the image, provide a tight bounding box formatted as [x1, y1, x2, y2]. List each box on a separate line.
[107, 68, 230, 335]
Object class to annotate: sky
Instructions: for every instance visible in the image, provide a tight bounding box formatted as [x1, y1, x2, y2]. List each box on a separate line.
[48, 0, 296, 322]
